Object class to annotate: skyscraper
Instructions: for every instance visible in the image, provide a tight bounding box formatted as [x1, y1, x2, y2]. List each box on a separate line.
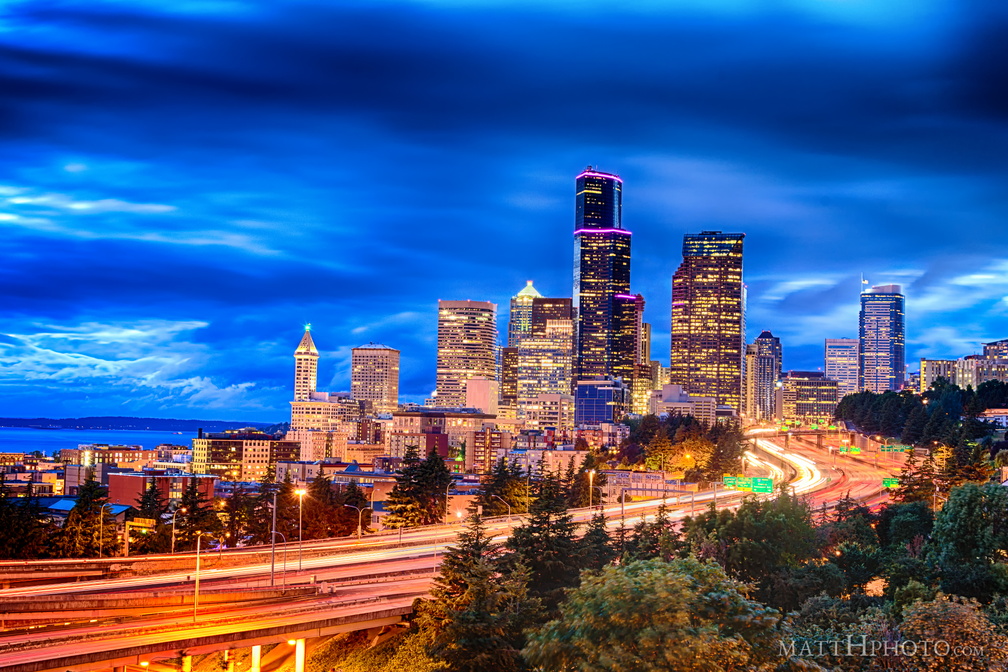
[517, 299, 575, 405]
[859, 284, 905, 393]
[825, 338, 859, 399]
[434, 300, 498, 407]
[351, 343, 400, 414]
[507, 280, 542, 347]
[743, 331, 781, 422]
[293, 326, 318, 402]
[670, 231, 746, 412]
[573, 167, 632, 381]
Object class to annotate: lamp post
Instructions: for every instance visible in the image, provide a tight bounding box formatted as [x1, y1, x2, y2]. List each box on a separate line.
[444, 481, 453, 524]
[588, 469, 595, 509]
[490, 494, 511, 521]
[344, 504, 363, 540]
[98, 503, 113, 559]
[295, 488, 306, 571]
[591, 485, 604, 511]
[193, 531, 215, 623]
[270, 491, 277, 586]
[171, 507, 188, 555]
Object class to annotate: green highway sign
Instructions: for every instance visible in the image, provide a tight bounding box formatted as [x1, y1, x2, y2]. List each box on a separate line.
[735, 477, 753, 491]
[752, 477, 774, 493]
[838, 446, 848, 453]
[850, 447, 861, 455]
[883, 478, 899, 488]
[722, 476, 737, 488]
[828, 425, 837, 430]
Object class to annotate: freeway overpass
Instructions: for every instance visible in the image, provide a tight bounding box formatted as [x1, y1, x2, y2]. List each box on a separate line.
[0, 434, 895, 672]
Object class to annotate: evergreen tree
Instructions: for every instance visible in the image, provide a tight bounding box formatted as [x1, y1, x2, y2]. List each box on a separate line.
[246, 471, 278, 546]
[175, 477, 223, 551]
[902, 403, 928, 445]
[504, 472, 578, 611]
[223, 485, 251, 547]
[386, 446, 429, 528]
[131, 481, 171, 554]
[893, 450, 938, 506]
[416, 514, 538, 672]
[477, 459, 526, 516]
[54, 474, 120, 558]
[578, 511, 616, 572]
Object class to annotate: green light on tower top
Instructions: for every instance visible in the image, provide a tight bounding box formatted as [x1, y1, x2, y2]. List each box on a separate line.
[304, 322, 312, 332]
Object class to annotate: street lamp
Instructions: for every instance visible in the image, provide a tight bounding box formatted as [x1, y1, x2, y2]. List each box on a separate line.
[193, 531, 218, 623]
[588, 469, 595, 508]
[171, 507, 188, 555]
[444, 481, 453, 524]
[295, 488, 306, 571]
[98, 503, 114, 559]
[490, 494, 511, 521]
[344, 504, 363, 540]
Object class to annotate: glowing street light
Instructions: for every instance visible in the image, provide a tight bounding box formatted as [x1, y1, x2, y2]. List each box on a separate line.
[170, 507, 188, 555]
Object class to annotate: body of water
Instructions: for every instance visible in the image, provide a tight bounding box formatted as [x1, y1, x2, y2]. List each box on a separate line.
[0, 427, 194, 455]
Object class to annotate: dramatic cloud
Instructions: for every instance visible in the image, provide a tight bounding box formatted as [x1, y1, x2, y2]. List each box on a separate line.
[1, 0, 1007, 419]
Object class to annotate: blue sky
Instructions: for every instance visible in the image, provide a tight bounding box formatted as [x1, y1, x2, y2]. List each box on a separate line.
[2, 0, 1007, 421]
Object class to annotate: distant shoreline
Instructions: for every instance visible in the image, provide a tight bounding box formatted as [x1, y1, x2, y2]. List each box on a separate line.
[0, 416, 279, 433]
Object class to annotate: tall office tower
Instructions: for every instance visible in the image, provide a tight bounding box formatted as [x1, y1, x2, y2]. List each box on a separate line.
[517, 318, 574, 404]
[500, 347, 519, 407]
[743, 331, 781, 422]
[859, 284, 906, 393]
[517, 298, 575, 402]
[351, 343, 400, 414]
[507, 280, 542, 347]
[435, 300, 498, 407]
[669, 231, 746, 412]
[573, 167, 632, 380]
[825, 338, 860, 399]
[293, 327, 318, 402]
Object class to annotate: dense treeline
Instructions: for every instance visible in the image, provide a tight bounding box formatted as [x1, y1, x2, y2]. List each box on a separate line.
[0, 469, 370, 559]
[616, 413, 745, 481]
[835, 379, 1008, 454]
[321, 474, 1008, 671]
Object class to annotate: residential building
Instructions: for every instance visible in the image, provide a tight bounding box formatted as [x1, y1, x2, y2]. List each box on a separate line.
[669, 231, 746, 412]
[351, 343, 400, 414]
[984, 339, 1008, 359]
[191, 429, 300, 481]
[779, 371, 838, 425]
[825, 338, 860, 400]
[920, 358, 957, 393]
[649, 384, 718, 426]
[434, 300, 497, 407]
[859, 284, 905, 393]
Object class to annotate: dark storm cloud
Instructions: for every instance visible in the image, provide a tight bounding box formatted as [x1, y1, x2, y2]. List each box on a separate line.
[2, 0, 1008, 417]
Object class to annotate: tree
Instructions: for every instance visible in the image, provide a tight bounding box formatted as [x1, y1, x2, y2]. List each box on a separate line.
[524, 557, 783, 672]
[386, 446, 453, 528]
[175, 477, 223, 551]
[0, 480, 58, 559]
[899, 595, 1008, 672]
[54, 474, 120, 558]
[415, 514, 537, 672]
[929, 483, 1008, 600]
[505, 472, 578, 611]
[578, 511, 616, 572]
[477, 459, 527, 515]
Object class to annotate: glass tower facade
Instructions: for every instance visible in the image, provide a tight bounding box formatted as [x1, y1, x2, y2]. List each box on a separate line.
[573, 168, 633, 381]
[859, 285, 905, 393]
[670, 231, 746, 412]
[435, 300, 498, 407]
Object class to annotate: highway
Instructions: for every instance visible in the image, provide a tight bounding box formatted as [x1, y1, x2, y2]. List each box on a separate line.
[0, 431, 895, 672]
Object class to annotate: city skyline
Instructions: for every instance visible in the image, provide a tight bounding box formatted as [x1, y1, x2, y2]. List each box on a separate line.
[2, 1, 1008, 420]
